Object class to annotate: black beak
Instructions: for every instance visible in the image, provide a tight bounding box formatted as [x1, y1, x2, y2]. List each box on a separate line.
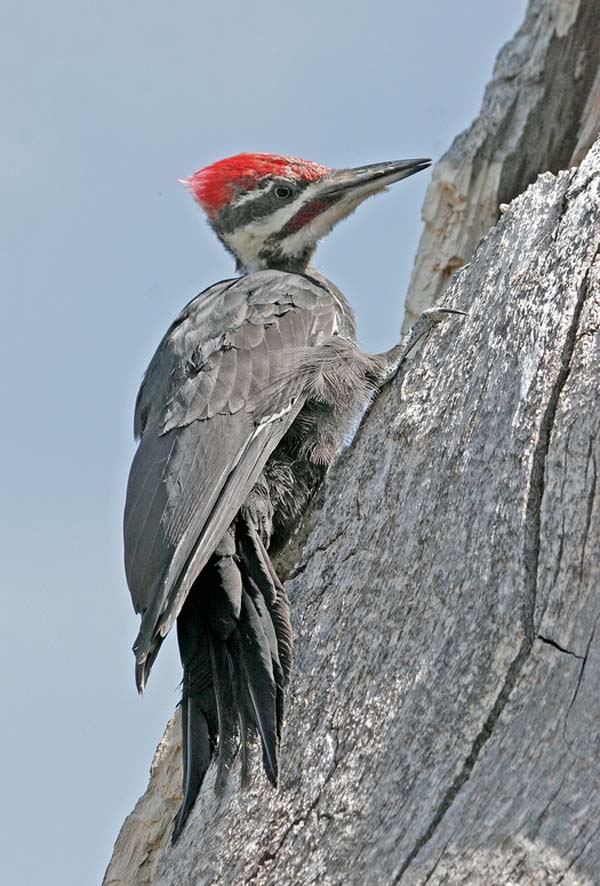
[320, 158, 431, 198]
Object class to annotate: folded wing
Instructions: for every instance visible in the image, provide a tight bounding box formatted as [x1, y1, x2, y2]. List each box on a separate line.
[124, 270, 338, 690]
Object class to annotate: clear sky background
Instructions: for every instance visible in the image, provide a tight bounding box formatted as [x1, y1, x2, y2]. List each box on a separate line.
[1, 2, 525, 883]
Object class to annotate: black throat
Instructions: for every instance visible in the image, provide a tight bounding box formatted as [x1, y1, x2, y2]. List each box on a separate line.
[255, 243, 316, 274]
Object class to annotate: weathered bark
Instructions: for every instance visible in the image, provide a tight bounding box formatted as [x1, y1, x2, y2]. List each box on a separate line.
[104, 5, 600, 883]
[402, 0, 600, 332]
[104, 716, 182, 885]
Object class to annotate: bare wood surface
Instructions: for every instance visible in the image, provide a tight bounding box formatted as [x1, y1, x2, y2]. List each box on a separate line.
[402, 0, 600, 332]
[103, 715, 181, 886]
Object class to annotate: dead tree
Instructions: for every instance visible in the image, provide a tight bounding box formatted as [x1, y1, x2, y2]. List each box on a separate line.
[104, 2, 600, 883]
[403, 0, 600, 330]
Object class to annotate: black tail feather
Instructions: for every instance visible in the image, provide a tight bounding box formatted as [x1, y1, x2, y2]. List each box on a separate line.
[172, 692, 213, 842]
[238, 708, 251, 788]
[235, 589, 279, 784]
[239, 521, 293, 684]
[249, 587, 286, 742]
[209, 638, 237, 793]
[172, 597, 218, 842]
[171, 516, 293, 842]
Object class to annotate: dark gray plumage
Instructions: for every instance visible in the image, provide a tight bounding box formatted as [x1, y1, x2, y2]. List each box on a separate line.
[125, 270, 377, 679]
[124, 153, 436, 842]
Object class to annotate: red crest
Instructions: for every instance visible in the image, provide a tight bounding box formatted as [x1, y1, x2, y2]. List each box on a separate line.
[184, 153, 330, 218]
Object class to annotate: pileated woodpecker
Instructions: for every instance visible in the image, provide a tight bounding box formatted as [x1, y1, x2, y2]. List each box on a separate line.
[124, 152, 459, 841]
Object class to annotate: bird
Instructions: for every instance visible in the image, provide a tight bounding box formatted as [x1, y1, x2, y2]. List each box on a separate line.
[124, 151, 459, 842]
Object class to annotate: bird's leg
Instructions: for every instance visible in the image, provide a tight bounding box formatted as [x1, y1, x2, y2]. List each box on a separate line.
[374, 307, 467, 387]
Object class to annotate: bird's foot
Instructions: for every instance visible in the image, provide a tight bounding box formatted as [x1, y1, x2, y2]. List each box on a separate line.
[378, 306, 467, 386]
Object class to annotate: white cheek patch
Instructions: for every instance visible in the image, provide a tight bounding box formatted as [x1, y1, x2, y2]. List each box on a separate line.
[223, 182, 325, 269]
[223, 228, 266, 270]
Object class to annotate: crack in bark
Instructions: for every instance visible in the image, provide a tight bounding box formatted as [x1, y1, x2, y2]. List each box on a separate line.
[421, 840, 450, 885]
[392, 231, 598, 886]
[391, 644, 531, 884]
[522, 244, 597, 642]
[286, 521, 349, 581]
[562, 613, 599, 757]
[537, 635, 585, 660]
[580, 447, 597, 579]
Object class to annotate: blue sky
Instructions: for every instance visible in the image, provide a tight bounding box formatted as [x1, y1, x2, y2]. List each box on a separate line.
[0, 1, 524, 883]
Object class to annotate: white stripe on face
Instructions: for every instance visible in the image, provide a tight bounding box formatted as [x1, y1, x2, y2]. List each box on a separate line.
[221, 181, 325, 269]
[221, 176, 388, 271]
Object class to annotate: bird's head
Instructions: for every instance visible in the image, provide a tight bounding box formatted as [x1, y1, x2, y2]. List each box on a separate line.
[182, 152, 430, 273]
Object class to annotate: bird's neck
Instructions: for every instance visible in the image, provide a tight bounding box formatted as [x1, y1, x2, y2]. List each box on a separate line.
[237, 247, 316, 275]
[218, 226, 317, 275]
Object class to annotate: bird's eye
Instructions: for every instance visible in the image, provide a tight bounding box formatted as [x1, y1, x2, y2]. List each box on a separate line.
[274, 185, 293, 199]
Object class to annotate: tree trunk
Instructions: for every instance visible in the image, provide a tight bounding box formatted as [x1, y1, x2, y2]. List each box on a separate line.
[104, 5, 600, 884]
[402, 0, 600, 332]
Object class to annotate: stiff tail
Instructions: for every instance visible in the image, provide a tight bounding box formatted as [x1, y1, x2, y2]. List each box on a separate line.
[171, 519, 292, 843]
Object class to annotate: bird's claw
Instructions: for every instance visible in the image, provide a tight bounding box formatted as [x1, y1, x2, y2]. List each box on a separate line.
[377, 305, 466, 387]
[419, 306, 468, 324]
[400, 305, 467, 361]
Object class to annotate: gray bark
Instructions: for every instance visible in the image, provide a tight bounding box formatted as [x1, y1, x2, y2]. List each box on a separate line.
[104, 3, 600, 882]
[402, 0, 600, 332]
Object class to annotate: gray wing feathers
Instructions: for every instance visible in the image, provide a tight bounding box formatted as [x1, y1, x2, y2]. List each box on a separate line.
[125, 271, 338, 687]
[127, 406, 303, 689]
[137, 273, 333, 435]
[125, 413, 250, 615]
